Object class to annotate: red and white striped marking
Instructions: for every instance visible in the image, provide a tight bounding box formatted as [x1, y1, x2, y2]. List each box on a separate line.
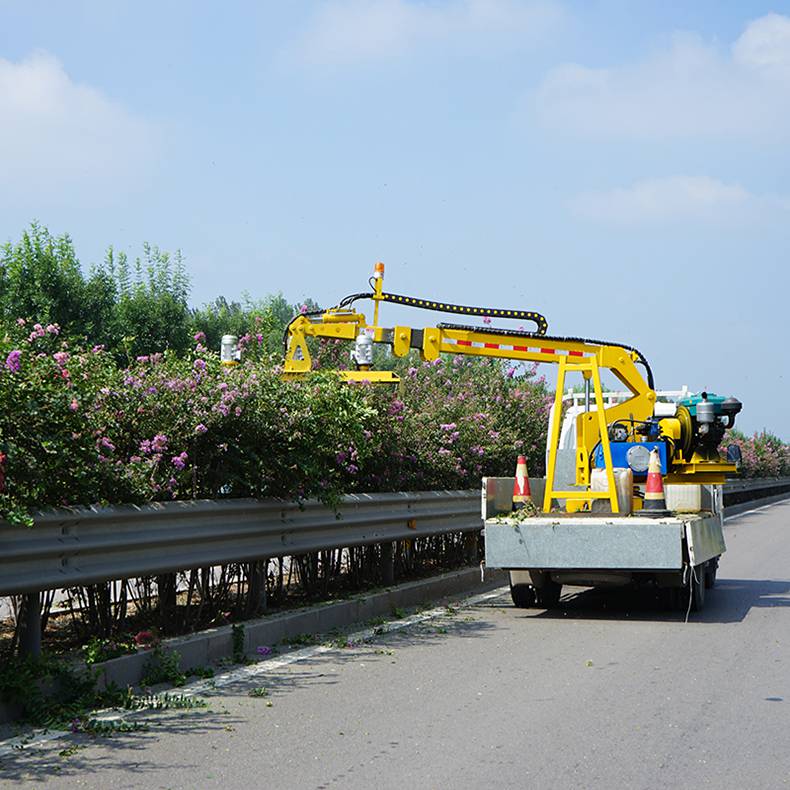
[446, 337, 588, 357]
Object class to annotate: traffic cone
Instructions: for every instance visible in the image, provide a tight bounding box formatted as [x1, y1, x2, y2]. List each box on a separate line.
[643, 447, 669, 516]
[512, 455, 532, 510]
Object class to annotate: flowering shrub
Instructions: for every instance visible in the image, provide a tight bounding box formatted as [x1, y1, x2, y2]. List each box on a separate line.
[724, 430, 790, 478]
[360, 356, 550, 490]
[0, 325, 550, 526]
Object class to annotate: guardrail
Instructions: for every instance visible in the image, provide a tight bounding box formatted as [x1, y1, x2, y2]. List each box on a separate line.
[2, 478, 789, 655]
[0, 491, 480, 598]
[722, 477, 790, 504]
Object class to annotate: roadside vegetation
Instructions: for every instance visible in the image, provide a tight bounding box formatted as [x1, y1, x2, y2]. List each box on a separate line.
[0, 223, 787, 664]
[0, 224, 548, 659]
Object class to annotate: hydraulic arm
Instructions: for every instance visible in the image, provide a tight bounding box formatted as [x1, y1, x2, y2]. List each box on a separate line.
[283, 263, 741, 513]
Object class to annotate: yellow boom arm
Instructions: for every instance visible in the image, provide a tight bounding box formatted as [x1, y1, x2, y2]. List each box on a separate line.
[283, 264, 735, 512]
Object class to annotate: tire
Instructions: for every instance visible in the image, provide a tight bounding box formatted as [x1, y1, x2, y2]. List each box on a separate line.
[704, 559, 718, 589]
[691, 566, 705, 611]
[665, 586, 686, 612]
[535, 580, 562, 609]
[510, 583, 537, 608]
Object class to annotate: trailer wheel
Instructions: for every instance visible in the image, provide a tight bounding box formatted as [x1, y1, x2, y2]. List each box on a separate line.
[691, 566, 705, 612]
[704, 559, 718, 589]
[535, 580, 562, 609]
[510, 583, 537, 608]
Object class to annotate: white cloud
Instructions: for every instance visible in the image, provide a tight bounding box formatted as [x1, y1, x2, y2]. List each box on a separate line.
[570, 175, 789, 225]
[291, 0, 563, 66]
[537, 14, 790, 140]
[0, 51, 159, 200]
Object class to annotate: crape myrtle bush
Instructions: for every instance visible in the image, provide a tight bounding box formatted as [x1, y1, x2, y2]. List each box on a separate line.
[724, 429, 790, 478]
[0, 323, 552, 526]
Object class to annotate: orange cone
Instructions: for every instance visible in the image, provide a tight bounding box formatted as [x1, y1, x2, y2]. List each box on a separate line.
[512, 455, 532, 510]
[643, 447, 669, 516]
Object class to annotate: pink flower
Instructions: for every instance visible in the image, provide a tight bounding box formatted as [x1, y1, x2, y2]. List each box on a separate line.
[134, 630, 156, 647]
[171, 451, 188, 470]
[4, 350, 22, 372]
[15, 318, 25, 326]
[194, 331, 206, 343]
[69, 399, 79, 412]
[91, 344, 105, 353]
[45, 324, 60, 335]
[195, 423, 208, 434]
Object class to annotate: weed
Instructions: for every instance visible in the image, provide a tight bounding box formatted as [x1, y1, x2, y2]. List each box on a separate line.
[392, 607, 407, 619]
[328, 636, 360, 649]
[82, 635, 136, 665]
[58, 743, 85, 758]
[73, 718, 148, 736]
[184, 666, 215, 679]
[0, 653, 102, 727]
[231, 624, 245, 663]
[125, 693, 206, 711]
[140, 646, 186, 688]
[284, 633, 317, 647]
[248, 687, 269, 698]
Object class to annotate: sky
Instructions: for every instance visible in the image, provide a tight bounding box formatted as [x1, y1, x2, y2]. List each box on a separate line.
[0, 0, 788, 437]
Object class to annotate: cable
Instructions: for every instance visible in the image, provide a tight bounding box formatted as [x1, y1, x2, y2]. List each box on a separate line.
[684, 564, 697, 623]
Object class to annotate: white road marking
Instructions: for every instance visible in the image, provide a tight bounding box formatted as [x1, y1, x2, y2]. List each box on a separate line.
[724, 499, 787, 521]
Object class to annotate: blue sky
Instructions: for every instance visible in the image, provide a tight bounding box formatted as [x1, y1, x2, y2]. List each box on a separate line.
[1, 1, 788, 437]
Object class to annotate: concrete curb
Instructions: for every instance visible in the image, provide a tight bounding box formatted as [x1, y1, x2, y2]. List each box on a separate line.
[91, 566, 506, 691]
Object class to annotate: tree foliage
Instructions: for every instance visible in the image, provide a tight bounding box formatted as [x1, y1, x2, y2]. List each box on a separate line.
[0, 224, 312, 362]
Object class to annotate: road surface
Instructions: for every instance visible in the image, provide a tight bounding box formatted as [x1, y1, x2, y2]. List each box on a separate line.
[1, 499, 789, 789]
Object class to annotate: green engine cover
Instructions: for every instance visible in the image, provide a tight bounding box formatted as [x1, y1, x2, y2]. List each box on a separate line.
[677, 392, 727, 417]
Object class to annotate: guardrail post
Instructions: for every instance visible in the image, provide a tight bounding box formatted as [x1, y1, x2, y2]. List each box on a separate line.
[18, 592, 41, 657]
[246, 559, 268, 616]
[463, 532, 479, 565]
[380, 542, 395, 586]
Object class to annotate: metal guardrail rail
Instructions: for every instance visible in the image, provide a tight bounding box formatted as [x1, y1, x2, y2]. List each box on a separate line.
[722, 477, 790, 495]
[0, 491, 481, 597]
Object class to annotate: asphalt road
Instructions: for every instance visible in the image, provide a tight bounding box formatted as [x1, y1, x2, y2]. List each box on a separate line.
[2, 499, 789, 789]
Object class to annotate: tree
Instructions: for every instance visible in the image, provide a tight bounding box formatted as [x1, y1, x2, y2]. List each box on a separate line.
[0, 223, 115, 336]
[103, 244, 192, 359]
